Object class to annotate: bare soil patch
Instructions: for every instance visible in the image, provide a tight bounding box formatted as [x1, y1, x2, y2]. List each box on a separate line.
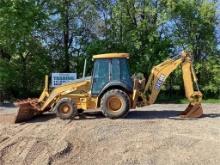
[0, 104, 220, 165]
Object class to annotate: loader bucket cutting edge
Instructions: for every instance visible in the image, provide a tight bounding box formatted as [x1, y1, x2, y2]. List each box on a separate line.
[180, 103, 203, 118]
[14, 99, 40, 123]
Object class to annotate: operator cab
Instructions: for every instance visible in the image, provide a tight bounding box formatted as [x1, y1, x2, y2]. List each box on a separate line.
[91, 53, 133, 96]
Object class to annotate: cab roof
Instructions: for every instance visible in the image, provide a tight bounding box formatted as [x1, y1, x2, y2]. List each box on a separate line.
[93, 53, 129, 60]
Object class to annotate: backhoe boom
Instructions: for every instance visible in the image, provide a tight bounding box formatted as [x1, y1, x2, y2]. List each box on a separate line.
[134, 51, 203, 118]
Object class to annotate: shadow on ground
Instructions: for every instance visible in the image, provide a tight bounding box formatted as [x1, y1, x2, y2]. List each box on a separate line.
[28, 111, 105, 123]
[126, 110, 180, 119]
[27, 110, 220, 123]
[0, 103, 16, 108]
[27, 113, 57, 123]
[126, 110, 220, 120]
[202, 113, 220, 118]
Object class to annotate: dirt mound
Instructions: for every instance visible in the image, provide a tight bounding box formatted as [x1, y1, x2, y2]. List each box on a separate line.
[0, 114, 16, 123]
[0, 104, 220, 165]
[0, 107, 18, 123]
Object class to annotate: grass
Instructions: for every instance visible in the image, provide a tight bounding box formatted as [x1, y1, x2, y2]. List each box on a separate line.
[178, 98, 220, 104]
[157, 94, 220, 104]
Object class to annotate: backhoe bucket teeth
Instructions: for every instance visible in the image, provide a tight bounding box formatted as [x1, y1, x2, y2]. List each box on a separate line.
[180, 103, 203, 118]
[14, 99, 40, 123]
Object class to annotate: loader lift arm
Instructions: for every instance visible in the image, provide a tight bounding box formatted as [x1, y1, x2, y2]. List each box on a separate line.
[133, 51, 203, 118]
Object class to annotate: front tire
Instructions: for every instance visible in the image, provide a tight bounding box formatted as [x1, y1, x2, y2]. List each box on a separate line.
[55, 98, 77, 119]
[100, 89, 130, 118]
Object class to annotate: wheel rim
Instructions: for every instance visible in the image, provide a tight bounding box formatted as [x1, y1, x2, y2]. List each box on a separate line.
[107, 96, 122, 111]
[60, 104, 71, 114]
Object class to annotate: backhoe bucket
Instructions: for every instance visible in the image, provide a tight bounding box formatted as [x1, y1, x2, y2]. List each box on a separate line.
[14, 99, 40, 123]
[180, 103, 203, 118]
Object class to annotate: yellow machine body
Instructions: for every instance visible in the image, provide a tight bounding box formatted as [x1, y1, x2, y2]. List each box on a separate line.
[38, 53, 130, 112]
[14, 51, 203, 122]
[38, 77, 95, 111]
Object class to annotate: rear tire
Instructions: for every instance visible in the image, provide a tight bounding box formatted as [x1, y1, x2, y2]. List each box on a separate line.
[100, 89, 130, 118]
[55, 98, 77, 119]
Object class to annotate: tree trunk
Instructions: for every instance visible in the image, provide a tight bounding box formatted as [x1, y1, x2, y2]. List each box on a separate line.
[0, 49, 11, 60]
[63, 0, 70, 72]
[20, 54, 28, 97]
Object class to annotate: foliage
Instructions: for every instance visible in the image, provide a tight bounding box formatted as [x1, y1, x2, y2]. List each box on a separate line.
[0, 0, 219, 100]
[198, 56, 220, 97]
[0, 0, 51, 98]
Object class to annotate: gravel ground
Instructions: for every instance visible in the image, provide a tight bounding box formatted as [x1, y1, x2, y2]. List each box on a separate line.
[0, 104, 220, 165]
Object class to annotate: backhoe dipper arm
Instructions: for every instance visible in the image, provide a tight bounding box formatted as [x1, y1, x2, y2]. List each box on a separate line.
[133, 51, 203, 118]
[143, 55, 182, 105]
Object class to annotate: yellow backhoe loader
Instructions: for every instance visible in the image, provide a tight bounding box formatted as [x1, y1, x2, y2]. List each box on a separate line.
[14, 51, 203, 122]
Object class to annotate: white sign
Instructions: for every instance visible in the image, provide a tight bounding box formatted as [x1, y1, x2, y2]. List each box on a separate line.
[52, 73, 77, 87]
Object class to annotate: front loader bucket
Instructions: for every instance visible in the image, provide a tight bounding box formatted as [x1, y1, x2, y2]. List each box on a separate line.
[14, 99, 40, 123]
[180, 103, 203, 118]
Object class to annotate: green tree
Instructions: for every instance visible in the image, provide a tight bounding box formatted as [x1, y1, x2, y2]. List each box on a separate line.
[0, 0, 51, 98]
[0, 0, 219, 101]
[163, 0, 219, 97]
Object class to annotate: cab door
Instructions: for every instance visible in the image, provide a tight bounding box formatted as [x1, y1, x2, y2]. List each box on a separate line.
[91, 59, 110, 95]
